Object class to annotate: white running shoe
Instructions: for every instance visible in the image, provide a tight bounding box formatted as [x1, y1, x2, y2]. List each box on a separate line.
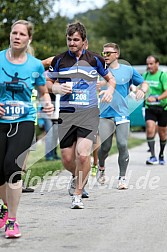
[97, 169, 105, 184]
[68, 176, 76, 196]
[117, 178, 128, 190]
[71, 195, 84, 209]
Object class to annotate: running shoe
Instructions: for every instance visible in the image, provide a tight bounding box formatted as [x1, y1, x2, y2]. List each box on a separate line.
[22, 187, 34, 193]
[91, 165, 98, 177]
[22, 182, 34, 193]
[159, 156, 165, 165]
[97, 169, 105, 184]
[0, 204, 8, 229]
[68, 176, 76, 196]
[82, 188, 89, 198]
[5, 220, 21, 238]
[146, 156, 158, 165]
[117, 178, 128, 190]
[71, 195, 84, 209]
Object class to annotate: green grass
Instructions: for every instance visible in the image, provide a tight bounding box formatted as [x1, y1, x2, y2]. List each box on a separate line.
[23, 135, 145, 186]
[23, 158, 63, 187]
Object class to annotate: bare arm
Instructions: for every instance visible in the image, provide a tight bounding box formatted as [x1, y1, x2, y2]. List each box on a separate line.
[46, 76, 73, 95]
[42, 56, 54, 69]
[97, 80, 107, 92]
[0, 103, 5, 117]
[38, 85, 54, 115]
[147, 89, 167, 103]
[135, 81, 149, 100]
[157, 89, 167, 100]
[99, 72, 116, 102]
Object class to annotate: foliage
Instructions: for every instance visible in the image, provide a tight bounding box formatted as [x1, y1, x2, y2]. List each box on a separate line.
[0, 0, 68, 59]
[33, 15, 68, 59]
[23, 158, 63, 187]
[1, 0, 167, 66]
[0, 0, 54, 25]
[90, 0, 167, 64]
[0, 0, 54, 45]
[73, 9, 107, 54]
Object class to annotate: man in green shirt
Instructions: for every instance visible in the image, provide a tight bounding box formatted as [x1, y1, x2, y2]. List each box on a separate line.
[143, 55, 167, 165]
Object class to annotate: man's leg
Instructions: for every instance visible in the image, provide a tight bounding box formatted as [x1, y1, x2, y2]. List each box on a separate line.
[145, 109, 159, 164]
[74, 137, 93, 195]
[98, 118, 115, 184]
[146, 120, 157, 157]
[158, 126, 167, 165]
[116, 122, 129, 190]
[61, 142, 76, 176]
[91, 134, 100, 177]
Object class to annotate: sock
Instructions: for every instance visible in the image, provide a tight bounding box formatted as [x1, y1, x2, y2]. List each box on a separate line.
[147, 137, 155, 157]
[159, 139, 166, 157]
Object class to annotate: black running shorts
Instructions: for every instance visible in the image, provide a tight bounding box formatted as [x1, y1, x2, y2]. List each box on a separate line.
[145, 107, 167, 127]
[58, 107, 99, 149]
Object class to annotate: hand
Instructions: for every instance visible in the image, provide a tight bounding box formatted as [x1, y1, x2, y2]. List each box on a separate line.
[99, 89, 113, 102]
[147, 96, 157, 103]
[135, 89, 145, 100]
[53, 82, 73, 95]
[42, 103, 54, 115]
[61, 83, 73, 95]
[0, 103, 5, 117]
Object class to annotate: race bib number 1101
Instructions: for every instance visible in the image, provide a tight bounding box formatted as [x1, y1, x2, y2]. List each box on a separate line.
[2, 101, 29, 120]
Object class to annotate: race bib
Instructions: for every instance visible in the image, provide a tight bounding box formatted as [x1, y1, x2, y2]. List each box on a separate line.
[115, 116, 130, 125]
[69, 89, 89, 105]
[2, 101, 29, 120]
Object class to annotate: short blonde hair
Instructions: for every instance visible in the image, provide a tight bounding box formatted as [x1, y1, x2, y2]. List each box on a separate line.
[103, 42, 120, 55]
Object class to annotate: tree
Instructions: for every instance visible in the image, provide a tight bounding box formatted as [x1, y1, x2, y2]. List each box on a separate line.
[33, 15, 68, 59]
[0, 0, 55, 53]
[1, 0, 167, 64]
[90, 0, 167, 64]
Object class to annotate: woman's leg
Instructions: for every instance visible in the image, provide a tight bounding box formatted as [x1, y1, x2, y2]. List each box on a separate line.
[5, 122, 34, 218]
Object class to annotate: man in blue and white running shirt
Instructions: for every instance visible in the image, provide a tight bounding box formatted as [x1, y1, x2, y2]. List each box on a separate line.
[97, 42, 148, 189]
[46, 22, 116, 209]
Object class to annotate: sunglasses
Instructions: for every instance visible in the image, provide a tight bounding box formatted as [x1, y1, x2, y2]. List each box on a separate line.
[101, 51, 117, 57]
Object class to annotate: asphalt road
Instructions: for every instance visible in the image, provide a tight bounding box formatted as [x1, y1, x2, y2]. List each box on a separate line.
[0, 132, 167, 252]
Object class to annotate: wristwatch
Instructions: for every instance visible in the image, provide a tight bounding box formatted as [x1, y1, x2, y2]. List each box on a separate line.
[155, 97, 159, 102]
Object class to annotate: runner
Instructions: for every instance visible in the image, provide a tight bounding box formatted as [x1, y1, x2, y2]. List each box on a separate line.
[97, 42, 148, 189]
[0, 20, 53, 238]
[143, 55, 167, 165]
[46, 21, 116, 209]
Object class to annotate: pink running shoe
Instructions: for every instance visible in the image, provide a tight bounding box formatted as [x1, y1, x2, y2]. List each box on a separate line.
[5, 220, 21, 238]
[0, 204, 8, 229]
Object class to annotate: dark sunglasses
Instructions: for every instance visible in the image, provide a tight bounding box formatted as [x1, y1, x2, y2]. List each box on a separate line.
[101, 51, 117, 57]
